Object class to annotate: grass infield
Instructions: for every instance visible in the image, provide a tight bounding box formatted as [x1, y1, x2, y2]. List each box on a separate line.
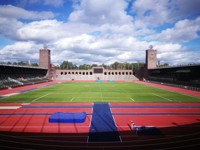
[1, 82, 200, 103]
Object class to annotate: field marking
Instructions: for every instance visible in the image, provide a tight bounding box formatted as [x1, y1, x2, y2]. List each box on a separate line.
[49, 92, 155, 94]
[0, 93, 20, 101]
[3, 93, 19, 97]
[76, 97, 129, 98]
[32, 93, 50, 102]
[102, 99, 129, 101]
[152, 93, 172, 101]
[70, 97, 75, 101]
[22, 103, 30, 105]
[76, 100, 128, 102]
[0, 106, 21, 109]
[130, 98, 135, 102]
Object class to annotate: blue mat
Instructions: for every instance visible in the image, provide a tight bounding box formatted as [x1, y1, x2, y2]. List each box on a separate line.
[96, 80, 102, 82]
[107, 80, 115, 82]
[49, 112, 86, 123]
[88, 103, 120, 142]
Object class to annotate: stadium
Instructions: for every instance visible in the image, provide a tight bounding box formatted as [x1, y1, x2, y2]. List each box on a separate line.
[0, 46, 200, 150]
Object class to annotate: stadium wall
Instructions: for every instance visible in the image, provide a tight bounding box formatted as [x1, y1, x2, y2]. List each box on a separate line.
[55, 68, 138, 81]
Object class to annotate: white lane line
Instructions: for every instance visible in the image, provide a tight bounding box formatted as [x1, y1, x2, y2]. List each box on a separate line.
[152, 93, 172, 101]
[22, 103, 30, 105]
[3, 93, 19, 97]
[32, 93, 50, 102]
[109, 104, 122, 142]
[87, 104, 94, 143]
[0, 106, 21, 109]
[130, 97, 135, 102]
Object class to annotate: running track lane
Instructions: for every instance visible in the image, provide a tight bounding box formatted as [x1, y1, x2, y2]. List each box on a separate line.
[0, 103, 93, 134]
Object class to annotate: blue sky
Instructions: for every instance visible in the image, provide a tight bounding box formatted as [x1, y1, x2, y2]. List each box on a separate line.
[0, 0, 200, 65]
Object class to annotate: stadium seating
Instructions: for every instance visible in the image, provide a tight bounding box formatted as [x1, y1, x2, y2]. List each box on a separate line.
[0, 64, 50, 89]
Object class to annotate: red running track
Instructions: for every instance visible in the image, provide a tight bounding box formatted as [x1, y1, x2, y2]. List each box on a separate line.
[0, 102, 200, 134]
[0, 81, 59, 96]
[0, 102, 200, 150]
[134, 80, 200, 97]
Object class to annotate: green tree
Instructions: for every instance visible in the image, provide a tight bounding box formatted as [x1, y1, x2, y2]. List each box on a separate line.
[31, 63, 39, 67]
[111, 62, 120, 70]
[60, 61, 75, 69]
[17, 61, 26, 66]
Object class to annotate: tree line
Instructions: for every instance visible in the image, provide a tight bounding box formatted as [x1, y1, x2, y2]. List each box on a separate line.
[58, 61, 145, 70]
[2, 60, 148, 70]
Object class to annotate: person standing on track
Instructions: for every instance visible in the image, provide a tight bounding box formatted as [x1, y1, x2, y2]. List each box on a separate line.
[130, 120, 136, 130]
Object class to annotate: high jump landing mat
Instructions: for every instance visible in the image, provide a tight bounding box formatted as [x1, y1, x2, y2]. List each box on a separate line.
[49, 112, 87, 123]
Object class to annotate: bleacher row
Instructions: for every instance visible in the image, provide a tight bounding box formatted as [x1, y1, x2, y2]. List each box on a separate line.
[57, 74, 138, 81]
[0, 77, 50, 89]
[0, 64, 50, 89]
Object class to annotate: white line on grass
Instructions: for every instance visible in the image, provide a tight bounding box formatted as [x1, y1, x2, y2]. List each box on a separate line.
[130, 98, 135, 102]
[32, 93, 50, 102]
[152, 93, 172, 101]
[70, 97, 75, 101]
[76, 97, 127, 98]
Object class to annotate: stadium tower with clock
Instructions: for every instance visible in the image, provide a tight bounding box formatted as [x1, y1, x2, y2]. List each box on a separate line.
[146, 45, 157, 69]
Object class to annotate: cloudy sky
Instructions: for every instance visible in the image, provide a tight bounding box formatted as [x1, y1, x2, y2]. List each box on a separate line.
[0, 0, 200, 66]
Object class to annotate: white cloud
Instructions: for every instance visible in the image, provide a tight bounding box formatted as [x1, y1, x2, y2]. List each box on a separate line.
[0, 1, 200, 66]
[0, 41, 42, 62]
[53, 34, 162, 65]
[0, 5, 55, 40]
[132, 0, 200, 28]
[69, 0, 132, 25]
[145, 17, 200, 43]
[1, 33, 199, 66]
[168, 0, 200, 20]
[0, 5, 55, 19]
[16, 20, 65, 42]
[133, 0, 169, 27]
[10, 19, 135, 43]
[0, 17, 23, 38]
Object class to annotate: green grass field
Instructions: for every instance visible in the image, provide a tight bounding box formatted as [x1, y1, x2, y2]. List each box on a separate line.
[1, 82, 200, 103]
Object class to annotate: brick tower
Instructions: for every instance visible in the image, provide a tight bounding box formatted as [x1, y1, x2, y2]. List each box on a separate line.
[146, 45, 157, 69]
[39, 49, 51, 69]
